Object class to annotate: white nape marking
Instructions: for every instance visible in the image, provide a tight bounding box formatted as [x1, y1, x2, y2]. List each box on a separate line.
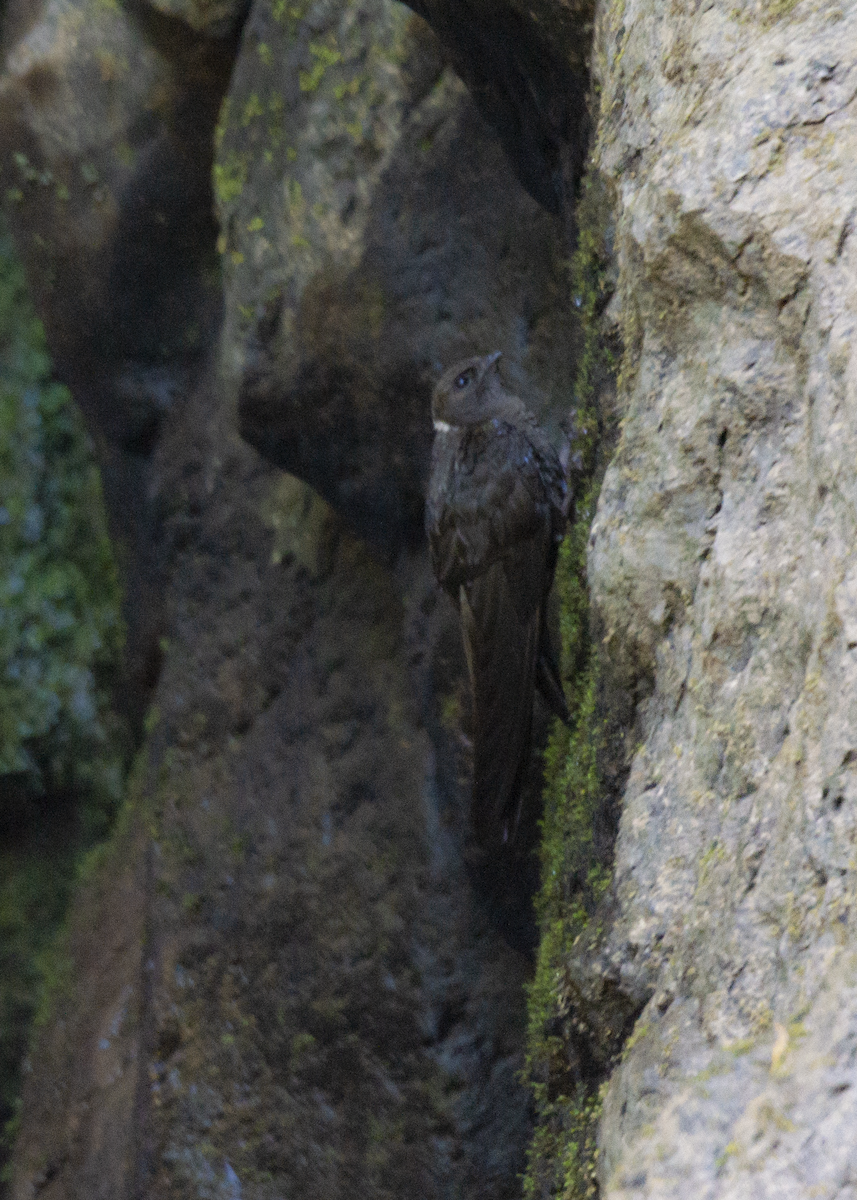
[433, 420, 454, 433]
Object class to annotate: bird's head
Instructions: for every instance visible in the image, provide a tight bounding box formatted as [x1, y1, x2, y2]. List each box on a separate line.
[431, 351, 503, 431]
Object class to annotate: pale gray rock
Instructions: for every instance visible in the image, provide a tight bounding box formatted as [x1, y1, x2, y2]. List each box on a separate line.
[588, 1, 857, 1195]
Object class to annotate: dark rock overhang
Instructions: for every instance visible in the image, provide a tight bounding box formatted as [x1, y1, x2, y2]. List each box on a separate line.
[404, 0, 594, 214]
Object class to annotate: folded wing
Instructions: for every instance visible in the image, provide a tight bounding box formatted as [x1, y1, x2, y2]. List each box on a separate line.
[462, 519, 550, 847]
[427, 421, 567, 848]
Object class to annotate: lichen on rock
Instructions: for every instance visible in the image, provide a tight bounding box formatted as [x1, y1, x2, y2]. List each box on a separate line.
[13, 0, 857, 1195]
[221, 0, 579, 552]
[588, 1, 857, 1194]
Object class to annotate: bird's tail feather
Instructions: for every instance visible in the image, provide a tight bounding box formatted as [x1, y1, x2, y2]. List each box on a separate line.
[461, 565, 539, 850]
[536, 628, 570, 725]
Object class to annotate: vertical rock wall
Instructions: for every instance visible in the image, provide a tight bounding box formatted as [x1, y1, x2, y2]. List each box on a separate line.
[17, 0, 857, 1192]
[589, 1, 857, 1194]
[222, 0, 579, 551]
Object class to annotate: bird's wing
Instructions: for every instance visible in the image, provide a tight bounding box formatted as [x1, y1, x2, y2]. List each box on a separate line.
[428, 425, 550, 596]
[427, 422, 570, 842]
[461, 546, 543, 848]
[496, 429, 570, 725]
[426, 434, 469, 600]
[500, 466, 571, 725]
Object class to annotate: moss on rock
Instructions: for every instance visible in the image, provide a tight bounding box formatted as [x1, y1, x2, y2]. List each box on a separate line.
[0, 218, 127, 1187]
[524, 170, 621, 1199]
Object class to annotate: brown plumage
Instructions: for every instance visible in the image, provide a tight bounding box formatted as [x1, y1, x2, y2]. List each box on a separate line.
[425, 352, 569, 849]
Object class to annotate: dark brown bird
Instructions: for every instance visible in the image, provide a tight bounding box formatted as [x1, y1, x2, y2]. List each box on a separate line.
[425, 352, 570, 849]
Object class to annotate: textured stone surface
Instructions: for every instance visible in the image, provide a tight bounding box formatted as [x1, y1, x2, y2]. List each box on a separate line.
[29, 0, 857, 1191]
[2, 0, 593, 1195]
[586, 1, 857, 1194]
[0, 0, 232, 434]
[143, 0, 250, 38]
[221, 0, 577, 552]
[0, 0, 235, 725]
[11, 367, 536, 1200]
[406, 0, 593, 214]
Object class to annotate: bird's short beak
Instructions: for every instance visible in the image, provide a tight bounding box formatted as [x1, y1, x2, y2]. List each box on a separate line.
[486, 350, 502, 369]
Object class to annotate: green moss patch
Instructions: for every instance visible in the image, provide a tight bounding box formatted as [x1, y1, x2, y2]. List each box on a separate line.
[0, 220, 124, 807]
[0, 216, 126, 1183]
[523, 173, 618, 1199]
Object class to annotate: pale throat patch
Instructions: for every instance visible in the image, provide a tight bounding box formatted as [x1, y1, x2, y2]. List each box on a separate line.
[433, 419, 454, 433]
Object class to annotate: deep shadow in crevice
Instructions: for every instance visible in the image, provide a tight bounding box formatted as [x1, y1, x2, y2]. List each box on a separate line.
[404, 0, 591, 216]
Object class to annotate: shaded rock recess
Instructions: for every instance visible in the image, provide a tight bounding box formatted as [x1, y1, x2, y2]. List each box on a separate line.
[1, 0, 592, 1198]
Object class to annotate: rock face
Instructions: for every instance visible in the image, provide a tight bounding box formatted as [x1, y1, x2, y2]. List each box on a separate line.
[220, 0, 578, 552]
[0, 0, 239, 726]
[12, 380, 536, 1199]
[3, 0, 583, 1197]
[11, 0, 857, 1195]
[589, 1, 857, 1194]
[404, 0, 593, 217]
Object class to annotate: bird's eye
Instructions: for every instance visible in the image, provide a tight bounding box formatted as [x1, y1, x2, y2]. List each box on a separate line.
[454, 372, 471, 389]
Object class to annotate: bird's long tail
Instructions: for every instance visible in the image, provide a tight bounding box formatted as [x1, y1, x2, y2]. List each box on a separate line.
[536, 625, 570, 725]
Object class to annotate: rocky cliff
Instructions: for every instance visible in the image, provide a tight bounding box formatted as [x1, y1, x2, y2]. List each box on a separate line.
[3, 0, 857, 1197]
[592, 1, 857, 1195]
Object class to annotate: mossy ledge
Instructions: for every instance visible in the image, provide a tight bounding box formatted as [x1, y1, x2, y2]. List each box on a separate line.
[523, 168, 630, 1200]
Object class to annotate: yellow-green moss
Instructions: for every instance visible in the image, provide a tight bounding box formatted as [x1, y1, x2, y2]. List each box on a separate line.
[0, 214, 130, 1176]
[524, 169, 616, 1199]
[525, 1084, 605, 1200]
[213, 151, 248, 207]
[298, 41, 342, 93]
[762, 0, 798, 19]
[241, 93, 264, 126]
[271, 0, 309, 39]
[214, 97, 231, 150]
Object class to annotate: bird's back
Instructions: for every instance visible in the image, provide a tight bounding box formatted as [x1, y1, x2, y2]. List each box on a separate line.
[426, 417, 564, 600]
[428, 418, 567, 845]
